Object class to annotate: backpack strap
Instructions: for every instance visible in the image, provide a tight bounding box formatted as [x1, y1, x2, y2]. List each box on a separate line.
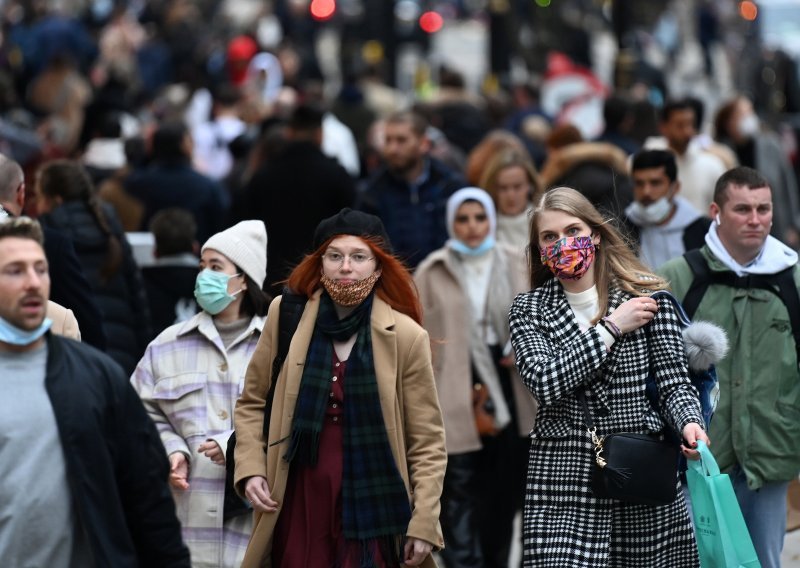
[261, 291, 308, 440]
[682, 250, 800, 365]
[681, 249, 710, 320]
[773, 268, 800, 367]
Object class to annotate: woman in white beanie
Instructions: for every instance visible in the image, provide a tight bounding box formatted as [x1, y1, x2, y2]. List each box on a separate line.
[414, 187, 537, 568]
[131, 220, 270, 568]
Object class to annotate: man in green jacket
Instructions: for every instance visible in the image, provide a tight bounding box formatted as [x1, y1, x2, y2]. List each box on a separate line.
[659, 166, 800, 568]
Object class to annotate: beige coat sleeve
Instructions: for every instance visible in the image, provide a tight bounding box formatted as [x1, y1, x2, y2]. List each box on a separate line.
[234, 298, 280, 492]
[400, 326, 447, 549]
[47, 300, 81, 341]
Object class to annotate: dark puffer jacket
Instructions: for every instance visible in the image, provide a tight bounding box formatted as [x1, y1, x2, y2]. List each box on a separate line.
[40, 201, 152, 375]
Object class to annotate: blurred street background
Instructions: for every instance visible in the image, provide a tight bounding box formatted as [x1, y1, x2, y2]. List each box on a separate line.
[1, 0, 799, 564]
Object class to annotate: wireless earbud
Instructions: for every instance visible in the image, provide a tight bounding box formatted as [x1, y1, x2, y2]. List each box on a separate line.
[715, 214, 721, 226]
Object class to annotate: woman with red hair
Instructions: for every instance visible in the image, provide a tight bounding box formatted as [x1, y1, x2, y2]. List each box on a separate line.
[234, 209, 447, 568]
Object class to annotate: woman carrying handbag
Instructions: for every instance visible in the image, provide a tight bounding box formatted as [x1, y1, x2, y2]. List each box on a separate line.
[509, 186, 709, 567]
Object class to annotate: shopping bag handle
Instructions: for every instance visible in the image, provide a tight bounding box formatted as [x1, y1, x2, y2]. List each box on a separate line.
[690, 440, 721, 477]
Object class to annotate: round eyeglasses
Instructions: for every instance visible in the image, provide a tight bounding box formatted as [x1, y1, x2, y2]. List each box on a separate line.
[321, 252, 375, 267]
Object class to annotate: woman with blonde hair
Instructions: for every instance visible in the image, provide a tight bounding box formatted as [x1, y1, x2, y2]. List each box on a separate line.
[509, 187, 708, 566]
[234, 208, 446, 567]
[479, 149, 541, 251]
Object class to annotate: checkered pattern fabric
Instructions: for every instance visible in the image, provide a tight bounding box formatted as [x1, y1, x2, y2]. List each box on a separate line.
[509, 278, 703, 566]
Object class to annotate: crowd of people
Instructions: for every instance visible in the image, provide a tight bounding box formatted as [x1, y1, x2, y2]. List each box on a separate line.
[0, 1, 799, 568]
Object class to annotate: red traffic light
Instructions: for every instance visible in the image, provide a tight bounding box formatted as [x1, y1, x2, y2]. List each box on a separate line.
[419, 11, 443, 33]
[310, 0, 336, 21]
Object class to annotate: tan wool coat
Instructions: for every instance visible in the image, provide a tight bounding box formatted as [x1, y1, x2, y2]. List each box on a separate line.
[47, 300, 81, 340]
[414, 244, 537, 454]
[234, 291, 447, 567]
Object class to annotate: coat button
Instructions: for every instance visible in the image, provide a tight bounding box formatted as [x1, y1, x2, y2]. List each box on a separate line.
[332, 403, 338, 409]
[332, 376, 338, 382]
[218, 410, 229, 420]
[332, 416, 339, 422]
[219, 363, 228, 372]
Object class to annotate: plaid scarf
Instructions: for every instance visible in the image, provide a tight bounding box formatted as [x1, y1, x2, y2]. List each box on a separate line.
[285, 292, 411, 566]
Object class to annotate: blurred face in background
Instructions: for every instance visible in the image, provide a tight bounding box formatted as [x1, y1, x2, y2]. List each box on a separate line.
[660, 108, 696, 155]
[494, 165, 532, 216]
[632, 166, 675, 206]
[452, 201, 490, 248]
[728, 97, 760, 143]
[382, 121, 429, 176]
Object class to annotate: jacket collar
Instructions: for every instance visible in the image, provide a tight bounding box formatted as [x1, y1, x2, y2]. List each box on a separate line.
[537, 277, 628, 328]
[176, 310, 264, 349]
[306, 288, 398, 332]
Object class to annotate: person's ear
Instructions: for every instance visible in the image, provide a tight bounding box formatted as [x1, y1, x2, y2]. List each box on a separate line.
[671, 180, 681, 196]
[16, 181, 25, 209]
[709, 202, 720, 222]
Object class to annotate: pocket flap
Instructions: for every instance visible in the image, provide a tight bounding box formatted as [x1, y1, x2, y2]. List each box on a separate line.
[152, 374, 206, 400]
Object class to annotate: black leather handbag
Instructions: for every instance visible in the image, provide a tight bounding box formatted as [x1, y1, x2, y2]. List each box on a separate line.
[578, 389, 679, 506]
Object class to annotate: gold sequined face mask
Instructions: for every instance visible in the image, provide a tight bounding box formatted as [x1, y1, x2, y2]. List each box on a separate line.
[320, 271, 381, 307]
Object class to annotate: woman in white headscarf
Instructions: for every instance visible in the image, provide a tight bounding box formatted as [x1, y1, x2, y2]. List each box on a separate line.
[414, 187, 537, 568]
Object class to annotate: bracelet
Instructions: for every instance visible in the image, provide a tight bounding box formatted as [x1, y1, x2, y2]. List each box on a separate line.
[599, 317, 622, 339]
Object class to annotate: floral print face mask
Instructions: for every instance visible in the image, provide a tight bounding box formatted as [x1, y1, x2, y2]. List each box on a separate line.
[539, 236, 596, 280]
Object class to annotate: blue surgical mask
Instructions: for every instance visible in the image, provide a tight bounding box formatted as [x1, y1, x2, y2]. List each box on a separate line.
[448, 235, 496, 257]
[0, 316, 52, 346]
[194, 269, 243, 315]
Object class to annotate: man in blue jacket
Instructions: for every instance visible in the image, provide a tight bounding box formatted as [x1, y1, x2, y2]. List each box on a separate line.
[0, 215, 189, 567]
[358, 110, 466, 268]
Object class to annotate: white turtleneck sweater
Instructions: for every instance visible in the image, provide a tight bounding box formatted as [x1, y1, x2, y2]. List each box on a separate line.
[563, 285, 616, 350]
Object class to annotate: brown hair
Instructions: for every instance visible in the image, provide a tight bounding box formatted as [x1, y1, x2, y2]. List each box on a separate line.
[712, 98, 740, 143]
[384, 110, 428, 138]
[37, 160, 123, 284]
[286, 235, 422, 324]
[528, 187, 667, 323]
[0, 216, 44, 245]
[545, 124, 583, 150]
[479, 149, 541, 208]
[713, 166, 770, 207]
[465, 130, 530, 186]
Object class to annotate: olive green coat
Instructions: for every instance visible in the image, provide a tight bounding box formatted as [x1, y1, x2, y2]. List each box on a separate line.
[659, 246, 800, 489]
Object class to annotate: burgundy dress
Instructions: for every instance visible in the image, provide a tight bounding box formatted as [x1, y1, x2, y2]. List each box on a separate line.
[272, 353, 390, 567]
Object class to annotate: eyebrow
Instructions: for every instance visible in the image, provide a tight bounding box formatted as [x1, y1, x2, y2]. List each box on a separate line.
[539, 223, 581, 235]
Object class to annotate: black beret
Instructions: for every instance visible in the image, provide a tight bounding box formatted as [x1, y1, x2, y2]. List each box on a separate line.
[313, 208, 393, 252]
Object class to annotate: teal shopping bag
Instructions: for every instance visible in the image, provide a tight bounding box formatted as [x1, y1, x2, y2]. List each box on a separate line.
[686, 440, 761, 568]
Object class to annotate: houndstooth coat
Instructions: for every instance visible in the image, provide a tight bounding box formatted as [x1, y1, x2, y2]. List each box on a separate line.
[509, 278, 703, 567]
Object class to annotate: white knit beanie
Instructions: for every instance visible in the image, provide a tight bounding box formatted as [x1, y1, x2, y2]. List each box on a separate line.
[202, 220, 268, 288]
